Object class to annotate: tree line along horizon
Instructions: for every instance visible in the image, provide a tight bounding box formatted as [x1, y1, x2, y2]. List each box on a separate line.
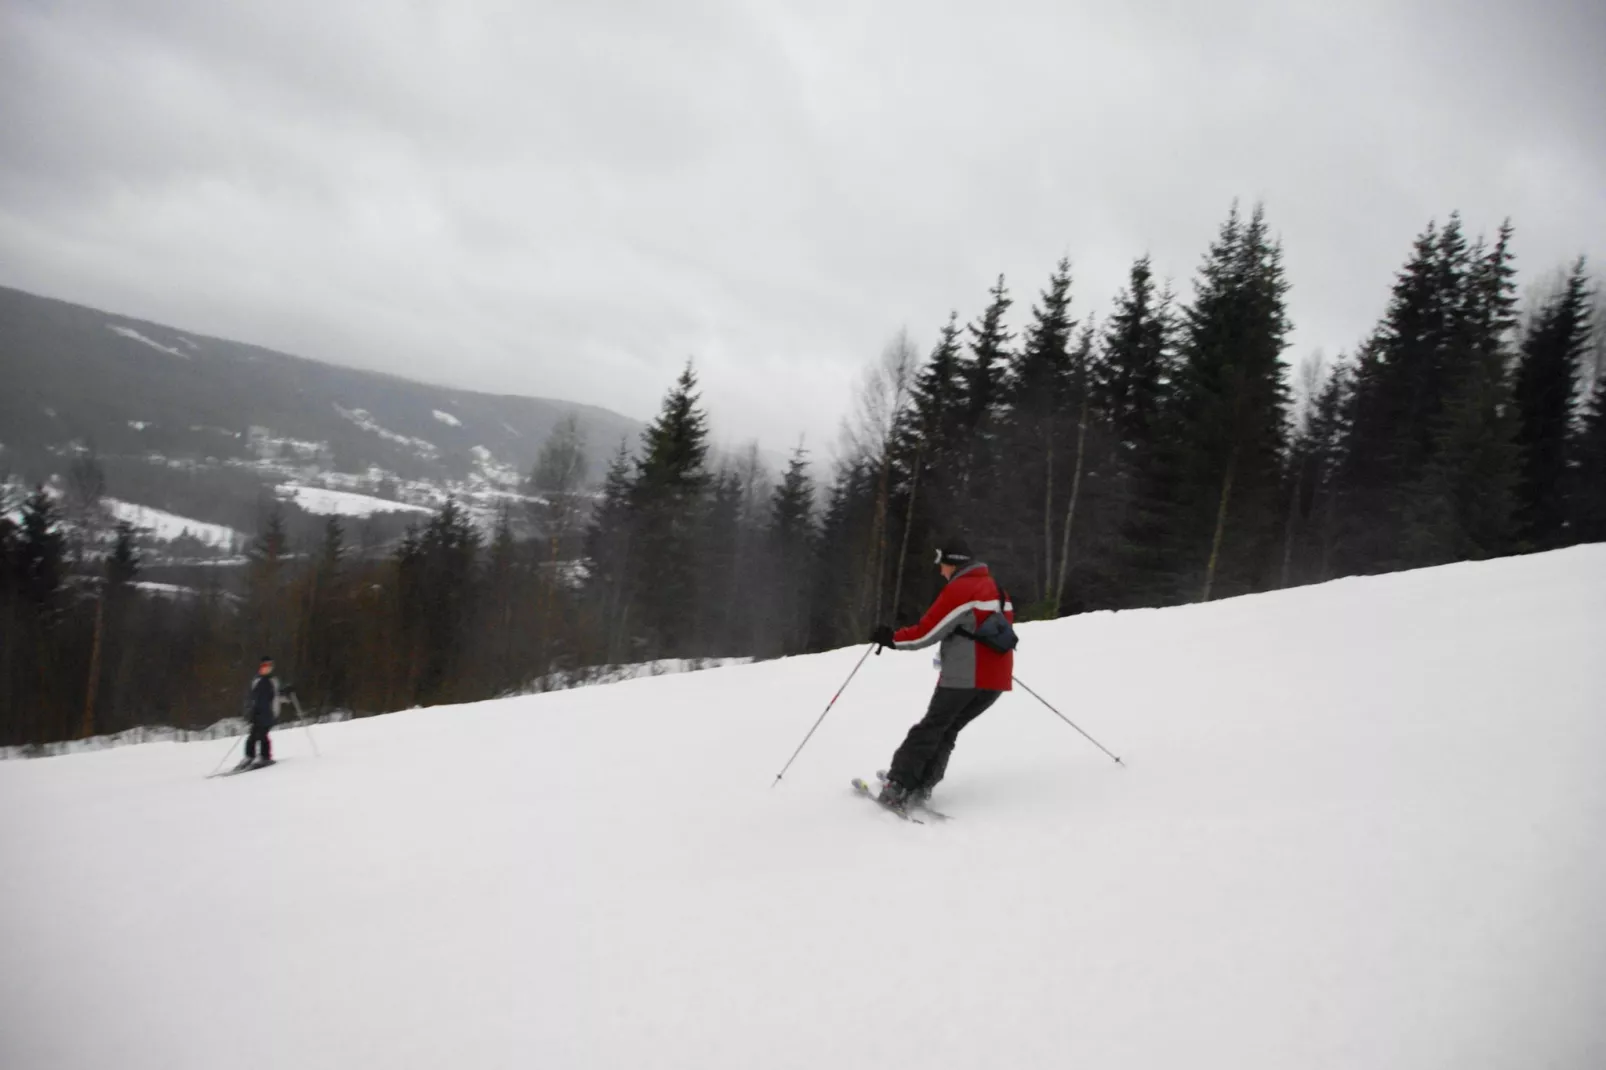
[3, 202, 1603, 747]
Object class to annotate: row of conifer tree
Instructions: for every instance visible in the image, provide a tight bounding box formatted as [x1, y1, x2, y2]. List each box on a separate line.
[585, 204, 1604, 655]
[3, 203, 1601, 746]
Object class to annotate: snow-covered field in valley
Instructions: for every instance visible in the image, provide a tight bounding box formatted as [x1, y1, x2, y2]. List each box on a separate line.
[104, 498, 243, 549]
[274, 483, 434, 518]
[3, 546, 1604, 1070]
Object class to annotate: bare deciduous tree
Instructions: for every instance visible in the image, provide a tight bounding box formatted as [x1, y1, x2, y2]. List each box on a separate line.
[64, 448, 110, 566]
[840, 331, 918, 624]
[529, 413, 589, 562]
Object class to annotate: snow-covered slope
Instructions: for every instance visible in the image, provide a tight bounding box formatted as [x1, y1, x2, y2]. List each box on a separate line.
[274, 483, 434, 518]
[104, 498, 245, 550]
[3, 547, 1605, 1070]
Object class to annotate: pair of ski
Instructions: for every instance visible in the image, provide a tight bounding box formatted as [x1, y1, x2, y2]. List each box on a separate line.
[208, 758, 278, 779]
[851, 771, 951, 823]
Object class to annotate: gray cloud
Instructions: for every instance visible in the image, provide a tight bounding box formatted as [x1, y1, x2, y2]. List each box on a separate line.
[3, 0, 1603, 459]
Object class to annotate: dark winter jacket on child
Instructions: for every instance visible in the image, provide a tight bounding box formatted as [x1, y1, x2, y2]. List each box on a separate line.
[247, 676, 280, 727]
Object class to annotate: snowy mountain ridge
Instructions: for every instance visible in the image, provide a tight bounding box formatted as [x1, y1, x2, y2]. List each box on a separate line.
[0, 284, 643, 545]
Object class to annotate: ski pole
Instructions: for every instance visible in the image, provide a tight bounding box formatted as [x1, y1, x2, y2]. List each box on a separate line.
[771, 643, 877, 787]
[207, 732, 243, 777]
[1014, 676, 1125, 767]
[290, 693, 321, 757]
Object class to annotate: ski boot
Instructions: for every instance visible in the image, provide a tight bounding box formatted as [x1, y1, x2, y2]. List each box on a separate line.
[877, 770, 930, 808]
[875, 778, 911, 813]
[878, 770, 946, 818]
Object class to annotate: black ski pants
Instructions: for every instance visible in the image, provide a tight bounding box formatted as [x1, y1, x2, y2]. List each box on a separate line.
[887, 687, 1001, 793]
[245, 724, 272, 761]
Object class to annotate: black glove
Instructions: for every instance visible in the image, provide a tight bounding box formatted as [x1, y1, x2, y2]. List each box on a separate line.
[871, 624, 896, 649]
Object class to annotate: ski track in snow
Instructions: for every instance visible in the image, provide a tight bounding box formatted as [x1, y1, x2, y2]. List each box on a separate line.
[2, 547, 1605, 1069]
[332, 404, 439, 458]
[107, 324, 191, 359]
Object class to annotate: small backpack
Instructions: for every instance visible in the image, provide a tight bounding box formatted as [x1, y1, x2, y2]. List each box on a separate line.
[957, 582, 1019, 654]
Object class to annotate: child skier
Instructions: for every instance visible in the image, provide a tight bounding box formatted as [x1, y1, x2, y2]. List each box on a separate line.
[238, 656, 281, 770]
[869, 538, 1015, 809]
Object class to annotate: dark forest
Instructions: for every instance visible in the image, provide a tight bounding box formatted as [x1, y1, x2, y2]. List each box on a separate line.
[4, 204, 1602, 747]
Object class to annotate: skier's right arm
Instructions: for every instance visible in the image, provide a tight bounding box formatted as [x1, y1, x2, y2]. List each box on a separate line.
[891, 583, 971, 651]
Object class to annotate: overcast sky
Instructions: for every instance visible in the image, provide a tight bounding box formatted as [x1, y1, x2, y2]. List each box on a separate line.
[3, 0, 1603, 460]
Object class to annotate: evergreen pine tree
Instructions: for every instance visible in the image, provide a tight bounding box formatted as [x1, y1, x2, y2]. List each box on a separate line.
[1093, 255, 1175, 467]
[319, 515, 346, 573]
[106, 521, 141, 589]
[583, 438, 638, 663]
[1002, 258, 1076, 605]
[957, 276, 1015, 525]
[397, 498, 480, 703]
[1339, 216, 1482, 571]
[695, 469, 743, 654]
[1131, 203, 1292, 603]
[1048, 319, 1098, 616]
[1403, 224, 1521, 564]
[8, 488, 68, 741]
[1008, 258, 1076, 408]
[906, 312, 968, 471]
[14, 487, 66, 615]
[810, 461, 877, 649]
[245, 505, 292, 667]
[886, 314, 967, 621]
[1086, 257, 1175, 607]
[629, 364, 712, 657]
[1512, 258, 1593, 547]
[768, 445, 817, 654]
[301, 516, 349, 710]
[89, 518, 143, 738]
[963, 275, 1015, 435]
[1284, 361, 1352, 585]
[1572, 379, 1606, 542]
[0, 512, 15, 593]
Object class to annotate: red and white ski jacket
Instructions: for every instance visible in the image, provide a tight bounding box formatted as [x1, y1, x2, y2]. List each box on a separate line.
[893, 563, 1014, 691]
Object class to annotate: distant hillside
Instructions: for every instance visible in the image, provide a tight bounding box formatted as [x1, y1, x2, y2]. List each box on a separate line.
[0, 286, 643, 543]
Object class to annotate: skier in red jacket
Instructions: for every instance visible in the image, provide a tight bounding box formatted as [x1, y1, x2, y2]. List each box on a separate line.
[870, 537, 1014, 809]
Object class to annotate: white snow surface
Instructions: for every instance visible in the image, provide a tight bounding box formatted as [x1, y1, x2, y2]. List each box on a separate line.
[3, 546, 1605, 1070]
[130, 581, 196, 598]
[107, 324, 191, 359]
[104, 498, 242, 549]
[275, 483, 433, 518]
[469, 443, 523, 487]
[432, 408, 463, 427]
